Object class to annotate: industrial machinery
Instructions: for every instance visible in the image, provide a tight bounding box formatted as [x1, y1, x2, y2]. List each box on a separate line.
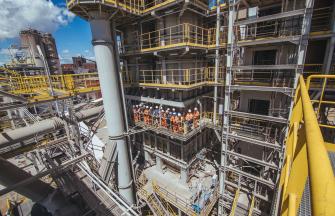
[0, 0, 335, 215]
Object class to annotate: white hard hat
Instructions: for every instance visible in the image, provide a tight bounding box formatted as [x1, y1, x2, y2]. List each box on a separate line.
[146, 106, 149, 109]
[178, 113, 181, 116]
[188, 109, 191, 112]
[194, 107, 198, 111]
[150, 107, 152, 109]
[173, 112, 176, 115]
[161, 110, 165, 112]
[136, 105, 138, 108]
[155, 106, 158, 109]
[167, 108, 170, 111]
[172, 108, 175, 111]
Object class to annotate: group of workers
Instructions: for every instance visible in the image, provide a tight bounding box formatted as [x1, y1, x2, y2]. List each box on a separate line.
[132, 104, 200, 134]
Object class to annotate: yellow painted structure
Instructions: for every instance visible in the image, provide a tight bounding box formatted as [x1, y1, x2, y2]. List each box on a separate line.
[279, 75, 335, 216]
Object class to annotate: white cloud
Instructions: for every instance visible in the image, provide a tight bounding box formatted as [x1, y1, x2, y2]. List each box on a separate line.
[58, 54, 72, 64]
[62, 49, 69, 53]
[0, 0, 75, 39]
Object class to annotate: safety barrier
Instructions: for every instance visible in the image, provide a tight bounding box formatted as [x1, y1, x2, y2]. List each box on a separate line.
[236, 15, 303, 42]
[229, 116, 282, 145]
[279, 75, 335, 216]
[310, 6, 333, 33]
[232, 69, 295, 88]
[67, 0, 207, 16]
[138, 67, 225, 88]
[306, 75, 335, 129]
[6, 73, 100, 102]
[140, 23, 226, 52]
[133, 111, 201, 135]
[152, 180, 220, 216]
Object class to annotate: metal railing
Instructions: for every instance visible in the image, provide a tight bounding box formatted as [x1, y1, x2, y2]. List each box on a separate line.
[140, 23, 226, 51]
[236, 16, 303, 42]
[310, 6, 333, 33]
[133, 112, 202, 135]
[279, 75, 335, 216]
[229, 116, 282, 145]
[152, 180, 220, 216]
[306, 75, 335, 129]
[67, 0, 207, 15]
[7, 73, 100, 101]
[232, 69, 295, 88]
[137, 67, 225, 87]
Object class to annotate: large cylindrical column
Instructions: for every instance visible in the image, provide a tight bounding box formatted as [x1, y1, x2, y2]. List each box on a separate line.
[89, 12, 135, 204]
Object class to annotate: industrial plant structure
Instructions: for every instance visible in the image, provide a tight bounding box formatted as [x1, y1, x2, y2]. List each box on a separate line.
[0, 0, 335, 216]
[3, 29, 61, 75]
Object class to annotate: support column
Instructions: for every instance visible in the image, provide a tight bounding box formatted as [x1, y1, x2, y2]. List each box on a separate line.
[156, 156, 163, 172]
[219, 1, 235, 214]
[144, 150, 152, 164]
[213, 0, 221, 125]
[180, 167, 188, 184]
[322, 2, 335, 74]
[89, 12, 134, 204]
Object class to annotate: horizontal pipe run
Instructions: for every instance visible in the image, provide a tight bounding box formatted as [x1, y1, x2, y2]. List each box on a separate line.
[0, 106, 103, 149]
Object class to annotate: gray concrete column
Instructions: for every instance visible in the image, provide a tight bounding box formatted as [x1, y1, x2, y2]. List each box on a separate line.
[144, 150, 152, 163]
[180, 167, 188, 184]
[156, 156, 163, 172]
[89, 12, 134, 204]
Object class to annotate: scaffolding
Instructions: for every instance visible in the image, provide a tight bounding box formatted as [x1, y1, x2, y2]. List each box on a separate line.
[1, 0, 335, 216]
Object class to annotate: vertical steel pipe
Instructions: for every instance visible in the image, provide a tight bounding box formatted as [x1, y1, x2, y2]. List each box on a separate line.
[89, 12, 135, 204]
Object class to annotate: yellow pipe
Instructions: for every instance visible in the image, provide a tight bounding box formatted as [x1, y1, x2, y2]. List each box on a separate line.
[299, 75, 335, 216]
[288, 193, 296, 216]
[306, 74, 335, 89]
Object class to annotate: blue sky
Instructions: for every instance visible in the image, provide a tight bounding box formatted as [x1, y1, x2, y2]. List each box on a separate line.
[0, 0, 94, 64]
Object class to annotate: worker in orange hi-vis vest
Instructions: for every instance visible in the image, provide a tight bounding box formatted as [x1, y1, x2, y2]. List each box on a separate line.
[144, 106, 149, 124]
[185, 109, 194, 132]
[132, 105, 136, 122]
[178, 113, 184, 134]
[170, 112, 176, 132]
[149, 107, 153, 125]
[173, 113, 180, 133]
[161, 110, 167, 128]
[132, 105, 137, 122]
[139, 104, 144, 121]
[134, 105, 140, 122]
[193, 107, 200, 128]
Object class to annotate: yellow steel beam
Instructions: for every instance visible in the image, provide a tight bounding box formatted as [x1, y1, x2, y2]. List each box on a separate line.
[248, 195, 254, 216]
[229, 189, 240, 216]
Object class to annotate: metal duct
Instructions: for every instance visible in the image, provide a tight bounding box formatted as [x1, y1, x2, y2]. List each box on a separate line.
[0, 106, 103, 148]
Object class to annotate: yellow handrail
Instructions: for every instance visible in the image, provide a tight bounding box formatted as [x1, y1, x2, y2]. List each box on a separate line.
[279, 75, 335, 216]
[299, 75, 335, 215]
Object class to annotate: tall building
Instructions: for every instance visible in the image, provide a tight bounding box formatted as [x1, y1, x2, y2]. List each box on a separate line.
[20, 29, 61, 74]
